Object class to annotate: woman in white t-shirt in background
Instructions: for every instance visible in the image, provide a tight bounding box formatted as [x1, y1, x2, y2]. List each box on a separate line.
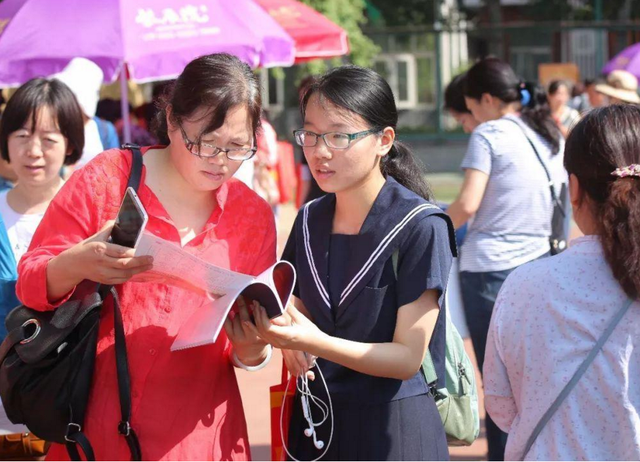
[0, 77, 84, 266]
[446, 57, 566, 461]
[0, 77, 83, 438]
[484, 104, 640, 461]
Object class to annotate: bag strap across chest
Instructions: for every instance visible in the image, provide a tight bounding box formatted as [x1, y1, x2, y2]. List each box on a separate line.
[68, 145, 144, 461]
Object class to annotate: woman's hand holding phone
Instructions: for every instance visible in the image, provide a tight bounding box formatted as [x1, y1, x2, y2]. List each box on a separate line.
[46, 221, 154, 302]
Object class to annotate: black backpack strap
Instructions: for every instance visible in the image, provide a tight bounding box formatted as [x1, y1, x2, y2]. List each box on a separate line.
[122, 144, 144, 193]
[66, 145, 144, 461]
[112, 287, 142, 460]
[113, 145, 143, 460]
[65, 312, 101, 461]
[66, 430, 96, 461]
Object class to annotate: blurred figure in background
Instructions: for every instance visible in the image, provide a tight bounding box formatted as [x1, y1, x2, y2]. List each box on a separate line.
[0, 90, 16, 191]
[548, 80, 580, 138]
[584, 78, 608, 109]
[568, 80, 589, 113]
[444, 72, 480, 133]
[135, 81, 173, 132]
[53, 58, 118, 167]
[0, 76, 84, 443]
[96, 99, 157, 147]
[595, 70, 640, 106]
[0, 159, 17, 192]
[446, 57, 566, 461]
[253, 113, 280, 213]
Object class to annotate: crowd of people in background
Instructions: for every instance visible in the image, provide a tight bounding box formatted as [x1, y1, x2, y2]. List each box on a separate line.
[0, 51, 638, 461]
[442, 61, 640, 461]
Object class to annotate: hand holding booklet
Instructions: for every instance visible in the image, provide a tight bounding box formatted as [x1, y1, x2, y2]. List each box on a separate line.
[133, 233, 296, 351]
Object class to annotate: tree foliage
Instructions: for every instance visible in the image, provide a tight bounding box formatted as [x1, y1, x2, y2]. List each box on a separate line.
[298, 0, 380, 75]
[366, 0, 435, 27]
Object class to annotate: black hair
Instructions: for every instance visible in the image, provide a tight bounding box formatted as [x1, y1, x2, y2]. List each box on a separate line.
[444, 73, 470, 114]
[0, 78, 84, 165]
[585, 78, 605, 88]
[548, 80, 571, 96]
[96, 98, 121, 124]
[298, 75, 317, 98]
[464, 57, 561, 153]
[153, 53, 262, 145]
[300, 65, 432, 200]
[564, 105, 640, 298]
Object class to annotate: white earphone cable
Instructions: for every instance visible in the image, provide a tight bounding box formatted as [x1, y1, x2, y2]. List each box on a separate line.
[280, 362, 334, 462]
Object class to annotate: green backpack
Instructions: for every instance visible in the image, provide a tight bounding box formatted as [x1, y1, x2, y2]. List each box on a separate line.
[422, 309, 480, 446]
[392, 251, 480, 446]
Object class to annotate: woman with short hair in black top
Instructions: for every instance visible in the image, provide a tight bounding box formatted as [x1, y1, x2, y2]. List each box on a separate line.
[248, 66, 455, 461]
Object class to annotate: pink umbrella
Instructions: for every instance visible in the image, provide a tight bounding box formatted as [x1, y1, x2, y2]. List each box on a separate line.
[602, 42, 640, 80]
[0, 0, 296, 141]
[254, 0, 349, 63]
[0, 0, 295, 84]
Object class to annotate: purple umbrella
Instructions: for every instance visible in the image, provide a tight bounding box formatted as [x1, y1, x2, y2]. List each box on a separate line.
[0, 0, 295, 141]
[602, 42, 640, 79]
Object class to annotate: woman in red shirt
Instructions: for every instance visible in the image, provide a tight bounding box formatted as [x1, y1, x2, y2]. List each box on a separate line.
[17, 53, 276, 460]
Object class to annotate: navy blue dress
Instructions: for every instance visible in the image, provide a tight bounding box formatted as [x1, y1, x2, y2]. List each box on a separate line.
[281, 177, 456, 461]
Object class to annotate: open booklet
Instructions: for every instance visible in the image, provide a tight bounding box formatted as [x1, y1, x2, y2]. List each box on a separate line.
[133, 233, 296, 351]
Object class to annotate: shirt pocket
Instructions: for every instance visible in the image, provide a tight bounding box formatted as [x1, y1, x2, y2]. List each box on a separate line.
[364, 259, 396, 290]
[339, 283, 397, 343]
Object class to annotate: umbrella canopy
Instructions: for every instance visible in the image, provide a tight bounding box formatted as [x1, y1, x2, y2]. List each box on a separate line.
[254, 0, 349, 63]
[0, 0, 295, 86]
[602, 42, 640, 79]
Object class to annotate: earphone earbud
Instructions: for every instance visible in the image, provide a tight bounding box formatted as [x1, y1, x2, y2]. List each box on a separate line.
[304, 426, 325, 449]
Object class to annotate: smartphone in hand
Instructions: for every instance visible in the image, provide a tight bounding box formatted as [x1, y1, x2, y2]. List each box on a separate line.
[110, 187, 148, 248]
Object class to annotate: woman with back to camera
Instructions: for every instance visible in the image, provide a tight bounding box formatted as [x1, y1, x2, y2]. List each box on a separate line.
[248, 65, 455, 461]
[17, 53, 276, 460]
[446, 57, 566, 461]
[484, 104, 640, 461]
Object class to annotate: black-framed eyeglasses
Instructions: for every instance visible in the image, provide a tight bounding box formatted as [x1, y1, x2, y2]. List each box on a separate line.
[293, 129, 380, 150]
[179, 124, 257, 161]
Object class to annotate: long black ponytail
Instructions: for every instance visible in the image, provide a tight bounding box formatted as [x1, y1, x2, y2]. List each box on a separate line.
[464, 57, 561, 153]
[300, 65, 432, 200]
[519, 80, 561, 153]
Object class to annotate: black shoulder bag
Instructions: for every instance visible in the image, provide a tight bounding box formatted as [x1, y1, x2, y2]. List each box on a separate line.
[0, 144, 144, 461]
[507, 118, 568, 255]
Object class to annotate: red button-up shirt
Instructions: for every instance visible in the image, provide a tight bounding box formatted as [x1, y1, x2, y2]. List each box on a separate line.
[17, 148, 277, 460]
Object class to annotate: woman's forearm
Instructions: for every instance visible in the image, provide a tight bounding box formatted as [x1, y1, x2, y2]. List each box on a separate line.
[46, 250, 82, 303]
[447, 199, 473, 229]
[304, 333, 423, 381]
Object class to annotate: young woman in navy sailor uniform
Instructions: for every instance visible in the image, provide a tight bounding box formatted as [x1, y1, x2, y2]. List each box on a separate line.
[249, 66, 456, 461]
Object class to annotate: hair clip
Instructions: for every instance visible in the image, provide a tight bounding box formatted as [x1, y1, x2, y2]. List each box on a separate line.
[611, 164, 640, 178]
